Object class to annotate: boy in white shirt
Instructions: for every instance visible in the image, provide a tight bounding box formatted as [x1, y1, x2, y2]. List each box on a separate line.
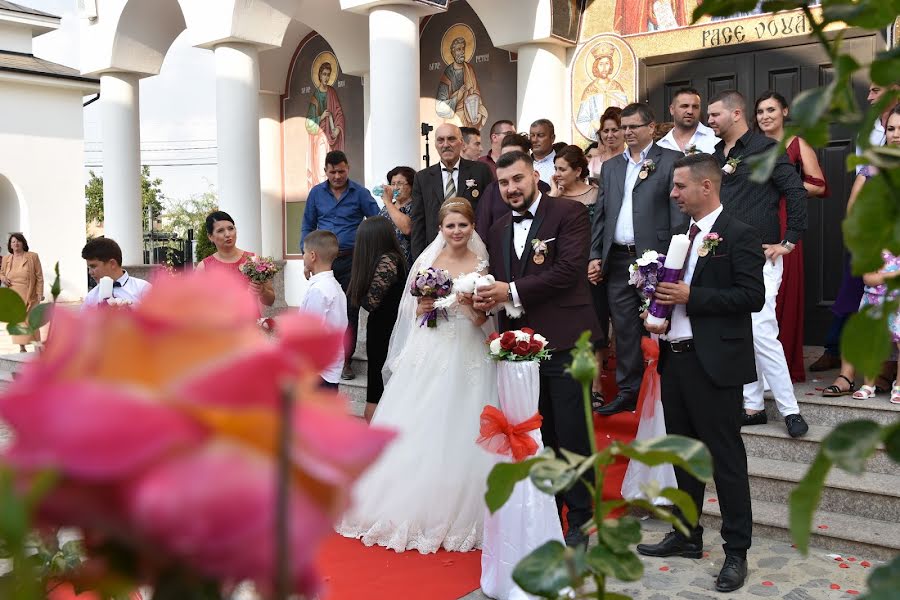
[300, 230, 348, 389]
[82, 238, 152, 308]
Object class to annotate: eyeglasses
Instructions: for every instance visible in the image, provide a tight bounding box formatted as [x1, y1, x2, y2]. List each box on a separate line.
[621, 122, 650, 131]
[391, 181, 410, 187]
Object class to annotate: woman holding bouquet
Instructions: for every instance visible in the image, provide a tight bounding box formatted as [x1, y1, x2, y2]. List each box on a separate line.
[197, 211, 275, 306]
[347, 216, 407, 422]
[337, 198, 497, 554]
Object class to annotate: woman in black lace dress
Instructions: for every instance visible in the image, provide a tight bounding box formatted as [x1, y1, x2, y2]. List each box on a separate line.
[348, 216, 407, 422]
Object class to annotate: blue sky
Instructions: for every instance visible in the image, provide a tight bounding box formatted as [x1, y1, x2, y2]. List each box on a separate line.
[28, 0, 219, 203]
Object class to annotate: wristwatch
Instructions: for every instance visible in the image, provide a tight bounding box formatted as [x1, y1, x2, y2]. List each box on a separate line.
[780, 240, 796, 252]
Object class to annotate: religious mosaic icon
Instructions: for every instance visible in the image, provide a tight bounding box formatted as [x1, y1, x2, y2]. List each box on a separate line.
[306, 51, 345, 187]
[574, 38, 632, 141]
[435, 23, 488, 130]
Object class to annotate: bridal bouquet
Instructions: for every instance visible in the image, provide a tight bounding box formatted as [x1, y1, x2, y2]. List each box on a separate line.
[105, 297, 134, 308]
[410, 266, 453, 327]
[486, 327, 550, 361]
[240, 255, 280, 283]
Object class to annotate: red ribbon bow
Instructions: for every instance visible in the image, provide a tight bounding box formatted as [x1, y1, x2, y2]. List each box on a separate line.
[476, 405, 543, 462]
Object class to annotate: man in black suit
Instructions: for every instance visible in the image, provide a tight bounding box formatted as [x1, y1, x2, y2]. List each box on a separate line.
[638, 153, 764, 593]
[410, 123, 494, 258]
[473, 151, 601, 548]
[589, 103, 686, 415]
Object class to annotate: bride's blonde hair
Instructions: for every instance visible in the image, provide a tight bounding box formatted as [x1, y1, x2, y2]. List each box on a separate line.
[439, 197, 475, 225]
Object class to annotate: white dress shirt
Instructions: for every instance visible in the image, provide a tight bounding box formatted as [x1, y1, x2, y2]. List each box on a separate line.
[856, 118, 886, 174]
[667, 205, 724, 341]
[657, 122, 720, 155]
[82, 271, 152, 308]
[300, 270, 348, 384]
[533, 150, 556, 185]
[441, 158, 461, 194]
[613, 143, 653, 245]
[508, 194, 543, 307]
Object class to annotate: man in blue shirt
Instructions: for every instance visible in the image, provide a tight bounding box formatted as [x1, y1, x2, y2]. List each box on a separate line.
[300, 150, 380, 379]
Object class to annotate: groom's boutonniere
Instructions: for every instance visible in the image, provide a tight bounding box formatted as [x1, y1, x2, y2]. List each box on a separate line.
[466, 178, 479, 198]
[722, 156, 742, 175]
[530, 237, 555, 265]
[697, 232, 723, 257]
[684, 143, 699, 155]
[638, 159, 656, 180]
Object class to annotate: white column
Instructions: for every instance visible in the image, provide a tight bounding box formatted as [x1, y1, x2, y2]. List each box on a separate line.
[215, 42, 262, 254]
[100, 72, 143, 265]
[516, 43, 567, 135]
[368, 6, 420, 181]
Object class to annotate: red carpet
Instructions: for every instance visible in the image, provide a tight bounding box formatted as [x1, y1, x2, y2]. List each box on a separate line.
[315, 535, 482, 600]
[593, 356, 640, 503]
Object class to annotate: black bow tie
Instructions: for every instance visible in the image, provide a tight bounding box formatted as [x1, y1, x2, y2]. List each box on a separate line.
[512, 211, 534, 224]
[113, 281, 122, 287]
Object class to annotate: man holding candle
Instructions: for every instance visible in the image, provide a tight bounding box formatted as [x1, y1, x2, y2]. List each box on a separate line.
[589, 102, 686, 415]
[641, 153, 764, 593]
[81, 238, 152, 307]
[707, 90, 810, 438]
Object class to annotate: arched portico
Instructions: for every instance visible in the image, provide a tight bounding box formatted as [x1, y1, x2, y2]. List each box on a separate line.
[0, 174, 23, 237]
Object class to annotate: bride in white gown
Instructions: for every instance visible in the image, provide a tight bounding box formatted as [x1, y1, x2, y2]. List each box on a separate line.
[337, 198, 497, 554]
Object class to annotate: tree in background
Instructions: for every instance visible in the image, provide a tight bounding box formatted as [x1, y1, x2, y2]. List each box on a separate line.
[163, 186, 219, 262]
[84, 166, 166, 232]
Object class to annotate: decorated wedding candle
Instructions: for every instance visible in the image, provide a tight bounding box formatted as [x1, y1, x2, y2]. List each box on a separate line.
[97, 276, 114, 300]
[646, 234, 691, 327]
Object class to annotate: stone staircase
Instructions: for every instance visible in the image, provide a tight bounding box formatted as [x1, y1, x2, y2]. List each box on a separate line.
[1, 340, 897, 561]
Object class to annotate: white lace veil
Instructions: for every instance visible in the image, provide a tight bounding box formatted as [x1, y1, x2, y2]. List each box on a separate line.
[382, 229, 491, 384]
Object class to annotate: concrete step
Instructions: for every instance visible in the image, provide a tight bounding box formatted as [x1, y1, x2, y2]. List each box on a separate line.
[338, 372, 367, 418]
[763, 393, 900, 427]
[700, 493, 900, 561]
[741, 422, 897, 475]
[710, 456, 900, 523]
[0, 352, 33, 374]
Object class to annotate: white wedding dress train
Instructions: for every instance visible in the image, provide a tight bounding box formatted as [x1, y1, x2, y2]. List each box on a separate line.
[336, 300, 497, 553]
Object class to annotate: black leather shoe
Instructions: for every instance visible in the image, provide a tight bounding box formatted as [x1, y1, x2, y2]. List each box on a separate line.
[594, 394, 636, 416]
[636, 530, 703, 559]
[785, 414, 809, 438]
[715, 554, 747, 592]
[564, 525, 589, 548]
[741, 411, 767, 426]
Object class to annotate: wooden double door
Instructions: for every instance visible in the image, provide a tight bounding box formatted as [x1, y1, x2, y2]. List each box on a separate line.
[641, 31, 880, 343]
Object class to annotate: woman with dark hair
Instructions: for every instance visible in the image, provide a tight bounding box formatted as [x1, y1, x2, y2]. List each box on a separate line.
[1, 233, 44, 351]
[588, 106, 625, 179]
[377, 165, 416, 268]
[348, 216, 407, 422]
[196, 210, 275, 306]
[753, 90, 828, 385]
[550, 145, 609, 408]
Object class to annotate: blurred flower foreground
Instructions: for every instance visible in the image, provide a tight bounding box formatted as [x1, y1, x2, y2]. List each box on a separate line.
[0, 268, 395, 597]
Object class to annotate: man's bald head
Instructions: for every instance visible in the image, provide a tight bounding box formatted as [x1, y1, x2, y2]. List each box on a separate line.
[435, 122, 464, 167]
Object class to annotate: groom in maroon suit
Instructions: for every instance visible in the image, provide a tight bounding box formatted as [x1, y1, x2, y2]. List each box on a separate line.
[474, 151, 601, 547]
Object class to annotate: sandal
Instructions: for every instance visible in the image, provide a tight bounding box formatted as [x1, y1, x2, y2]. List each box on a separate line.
[891, 384, 900, 405]
[822, 374, 856, 397]
[852, 384, 877, 400]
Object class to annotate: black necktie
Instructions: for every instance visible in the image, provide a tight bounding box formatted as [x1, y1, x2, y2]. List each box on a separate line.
[113, 281, 122, 288]
[512, 211, 534, 224]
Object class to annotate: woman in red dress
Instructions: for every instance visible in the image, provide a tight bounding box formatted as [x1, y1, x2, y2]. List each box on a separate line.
[755, 91, 829, 383]
[196, 211, 275, 307]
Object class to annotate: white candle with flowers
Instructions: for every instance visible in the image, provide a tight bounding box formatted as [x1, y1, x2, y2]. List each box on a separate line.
[643, 234, 690, 327]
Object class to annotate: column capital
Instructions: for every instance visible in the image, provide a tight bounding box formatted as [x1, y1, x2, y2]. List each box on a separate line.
[340, 0, 442, 18]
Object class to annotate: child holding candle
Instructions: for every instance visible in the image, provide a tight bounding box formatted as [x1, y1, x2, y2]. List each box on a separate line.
[81, 238, 152, 308]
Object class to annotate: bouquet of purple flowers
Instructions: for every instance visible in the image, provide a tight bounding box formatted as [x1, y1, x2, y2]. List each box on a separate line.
[628, 250, 666, 313]
[410, 267, 453, 327]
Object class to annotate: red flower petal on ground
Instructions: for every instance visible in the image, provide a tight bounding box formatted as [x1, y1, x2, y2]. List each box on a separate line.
[818, 524, 829, 529]
[860, 561, 871, 567]
[707, 498, 718, 503]
[659, 566, 669, 572]
[847, 557, 856, 562]
[762, 581, 773, 586]
[834, 556, 843, 561]
[830, 583, 840, 590]
[847, 591, 859, 595]
[839, 563, 849, 568]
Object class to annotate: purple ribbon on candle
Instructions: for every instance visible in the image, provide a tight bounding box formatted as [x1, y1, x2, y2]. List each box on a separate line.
[648, 266, 682, 320]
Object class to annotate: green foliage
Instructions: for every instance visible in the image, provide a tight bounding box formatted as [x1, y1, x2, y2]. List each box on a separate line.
[85, 166, 166, 231]
[861, 555, 900, 600]
[485, 332, 712, 599]
[0, 262, 59, 336]
[163, 188, 219, 263]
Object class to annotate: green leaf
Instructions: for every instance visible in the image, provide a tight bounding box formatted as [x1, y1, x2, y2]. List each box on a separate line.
[512, 540, 587, 598]
[620, 435, 713, 483]
[585, 543, 644, 582]
[50, 262, 61, 301]
[790, 82, 836, 130]
[627, 500, 691, 538]
[690, 0, 760, 23]
[27, 302, 52, 332]
[863, 554, 900, 600]
[844, 174, 897, 275]
[747, 146, 780, 184]
[485, 454, 545, 514]
[883, 421, 900, 463]
[658, 487, 699, 527]
[788, 452, 831, 555]
[530, 456, 579, 496]
[870, 46, 900, 86]
[599, 516, 642, 554]
[565, 331, 597, 386]
[840, 310, 893, 379]
[823, 0, 900, 30]
[821, 420, 883, 474]
[0, 288, 27, 325]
